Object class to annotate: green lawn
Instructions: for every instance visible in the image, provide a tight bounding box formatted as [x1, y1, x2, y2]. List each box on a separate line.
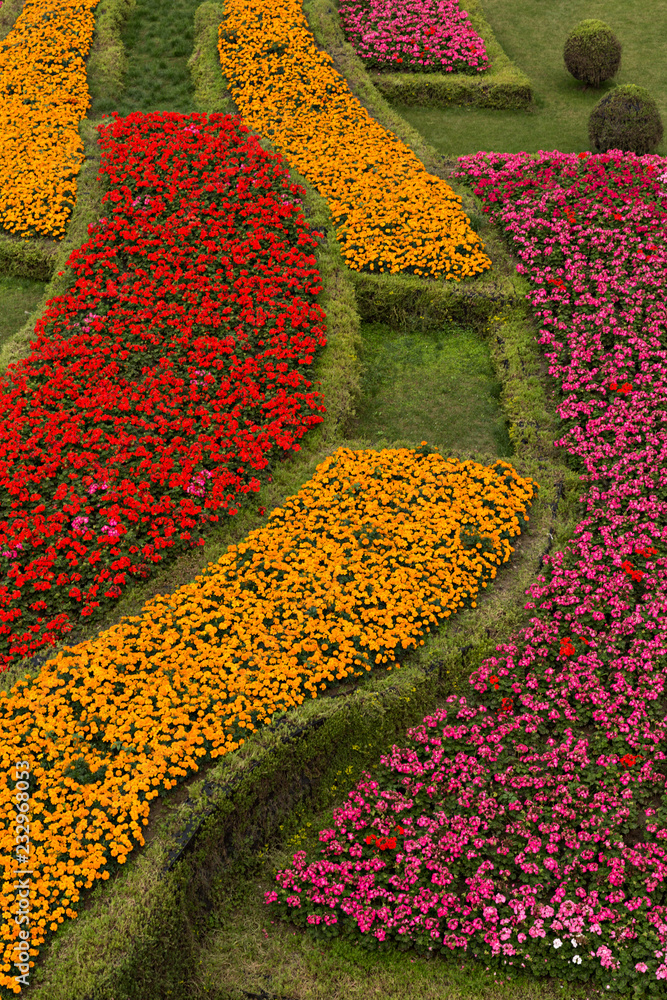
[0, 275, 48, 356]
[392, 0, 667, 156]
[91, 0, 202, 117]
[345, 320, 512, 460]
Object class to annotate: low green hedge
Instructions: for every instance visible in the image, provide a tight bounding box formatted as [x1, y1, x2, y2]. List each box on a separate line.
[19, 169, 578, 1000]
[188, 2, 237, 114]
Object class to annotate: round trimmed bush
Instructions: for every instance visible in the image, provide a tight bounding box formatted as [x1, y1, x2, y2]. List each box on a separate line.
[588, 84, 664, 155]
[563, 19, 621, 88]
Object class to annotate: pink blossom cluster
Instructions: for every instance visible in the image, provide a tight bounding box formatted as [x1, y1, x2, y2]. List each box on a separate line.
[337, 0, 489, 74]
[265, 149, 667, 993]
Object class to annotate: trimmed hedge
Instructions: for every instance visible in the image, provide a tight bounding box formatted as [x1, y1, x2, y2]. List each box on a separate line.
[187, 1, 237, 114]
[2, 4, 578, 999]
[19, 212, 577, 1000]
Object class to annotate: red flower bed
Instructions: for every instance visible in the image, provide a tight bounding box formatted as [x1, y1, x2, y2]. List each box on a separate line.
[0, 112, 328, 670]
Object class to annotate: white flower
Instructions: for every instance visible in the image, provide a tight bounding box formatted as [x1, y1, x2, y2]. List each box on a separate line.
[571, 938, 578, 948]
[553, 938, 563, 949]
[572, 954, 582, 964]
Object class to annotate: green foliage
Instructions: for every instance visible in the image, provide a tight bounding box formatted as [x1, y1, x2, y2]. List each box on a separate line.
[563, 19, 621, 89]
[588, 83, 664, 155]
[61, 757, 108, 785]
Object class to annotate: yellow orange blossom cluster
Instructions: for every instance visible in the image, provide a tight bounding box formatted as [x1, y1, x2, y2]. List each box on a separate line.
[0, 446, 537, 989]
[217, 0, 491, 280]
[0, 0, 98, 239]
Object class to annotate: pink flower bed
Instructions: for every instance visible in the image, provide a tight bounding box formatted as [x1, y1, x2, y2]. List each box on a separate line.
[337, 0, 489, 74]
[265, 150, 667, 994]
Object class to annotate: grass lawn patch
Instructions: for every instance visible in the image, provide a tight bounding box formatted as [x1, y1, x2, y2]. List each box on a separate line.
[346, 320, 512, 459]
[0, 277, 48, 359]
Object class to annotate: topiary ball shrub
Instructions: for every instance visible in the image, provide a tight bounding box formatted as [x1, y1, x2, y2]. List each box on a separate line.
[588, 84, 664, 155]
[563, 19, 621, 89]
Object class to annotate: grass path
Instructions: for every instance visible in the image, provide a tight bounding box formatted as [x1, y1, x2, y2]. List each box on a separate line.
[343, 320, 512, 458]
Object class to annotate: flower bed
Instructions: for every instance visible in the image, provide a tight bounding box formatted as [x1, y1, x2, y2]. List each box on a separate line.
[0, 0, 99, 239]
[0, 443, 537, 993]
[0, 110, 330, 671]
[337, 0, 489, 75]
[217, 0, 491, 281]
[266, 150, 667, 995]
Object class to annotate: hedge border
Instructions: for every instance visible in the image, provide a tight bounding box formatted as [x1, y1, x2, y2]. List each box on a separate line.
[3, 2, 580, 998]
[362, 0, 535, 110]
[20, 286, 578, 999]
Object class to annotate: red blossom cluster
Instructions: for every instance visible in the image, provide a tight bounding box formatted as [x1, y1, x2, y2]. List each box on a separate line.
[619, 753, 643, 769]
[621, 561, 644, 582]
[365, 824, 405, 851]
[609, 381, 633, 394]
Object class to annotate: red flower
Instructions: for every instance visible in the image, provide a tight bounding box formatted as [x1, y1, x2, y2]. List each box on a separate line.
[621, 560, 643, 582]
[367, 829, 402, 850]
